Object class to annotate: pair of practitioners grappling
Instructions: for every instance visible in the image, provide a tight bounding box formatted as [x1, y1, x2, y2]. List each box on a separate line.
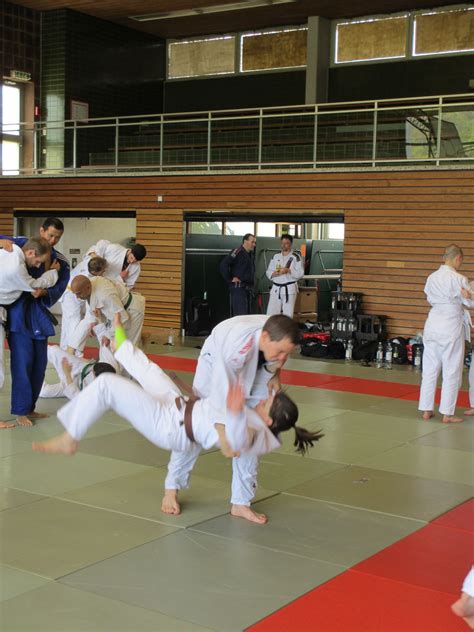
[34, 314, 322, 525]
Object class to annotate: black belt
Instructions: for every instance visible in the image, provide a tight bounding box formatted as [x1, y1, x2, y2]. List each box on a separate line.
[175, 396, 197, 442]
[272, 280, 296, 303]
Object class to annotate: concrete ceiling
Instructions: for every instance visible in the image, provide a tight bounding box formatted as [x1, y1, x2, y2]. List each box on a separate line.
[12, 0, 464, 38]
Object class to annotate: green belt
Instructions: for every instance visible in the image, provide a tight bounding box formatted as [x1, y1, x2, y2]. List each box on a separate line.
[79, 360, 97, 391]
[123, 293, 133, 310]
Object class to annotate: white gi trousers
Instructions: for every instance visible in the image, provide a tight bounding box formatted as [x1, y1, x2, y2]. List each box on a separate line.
[418, 337, 465, 416]
[165, 365, 272, 507]
[58, 372, 191, 452]
[57, 341, 187, 450]
[267, 289, 297, 318]
[60, 291, 86, 353]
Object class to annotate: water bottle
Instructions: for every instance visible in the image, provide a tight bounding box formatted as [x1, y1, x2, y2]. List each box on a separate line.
[376, 342, 384, 368]
[384, 342, 393, 369]
[167, 329, 174, 345]
[414, 347, 422, 370]
[331, 294, 336, 310]
[345, 339, 353, 361]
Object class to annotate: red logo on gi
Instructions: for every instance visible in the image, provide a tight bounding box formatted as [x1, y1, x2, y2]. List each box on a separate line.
[239, 336, 254, 355]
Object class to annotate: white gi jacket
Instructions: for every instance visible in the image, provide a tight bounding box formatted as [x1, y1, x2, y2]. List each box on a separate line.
[423, 265, 472, 343]
[68, 277, 144, 350]
[193, 314, 276, 419]
[86, 240, 141, 289]
[266, 250, 304, 299]
[0, 245, 58, 305]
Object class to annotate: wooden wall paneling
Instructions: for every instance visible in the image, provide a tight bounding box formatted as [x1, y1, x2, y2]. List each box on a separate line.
[0, 170, 472, 334]
[135, 207, 184, 329]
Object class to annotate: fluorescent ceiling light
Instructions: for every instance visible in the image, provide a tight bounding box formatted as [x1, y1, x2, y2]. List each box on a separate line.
[130, 0, 298, 22]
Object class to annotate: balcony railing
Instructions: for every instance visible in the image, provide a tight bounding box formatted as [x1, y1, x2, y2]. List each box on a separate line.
[1, 93, 473, 176]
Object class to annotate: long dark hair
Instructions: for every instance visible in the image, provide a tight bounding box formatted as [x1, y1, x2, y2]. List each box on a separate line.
[269, 391, 324, 456]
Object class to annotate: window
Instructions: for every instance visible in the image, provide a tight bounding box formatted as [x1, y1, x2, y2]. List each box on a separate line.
[188, 221, 223, 234]
[224, 221, 254, 236]
[241, 28, 307, 72]
[413, 7, 474, 56]
[327, 224, 345, 240]
[335, 15, 408, 64]
[256, 222, 276, 236]
[167, 25, 307, 79]
[2, 83, 21, 175]
[168, 36, 235, 79]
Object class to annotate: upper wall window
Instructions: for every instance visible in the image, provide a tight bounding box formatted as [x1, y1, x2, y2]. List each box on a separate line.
[335, 15, 409, 64]
[168, 36, 235, 79]
[413, 7, 474, 56]
[167, 26, 307, 79]
[240, 28, 307, 72]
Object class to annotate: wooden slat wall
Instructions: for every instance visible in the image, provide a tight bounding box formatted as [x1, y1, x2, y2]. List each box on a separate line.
[0, 169, 472, 334]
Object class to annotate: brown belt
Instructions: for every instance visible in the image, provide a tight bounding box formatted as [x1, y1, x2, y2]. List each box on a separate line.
[175, 396, 197, 443]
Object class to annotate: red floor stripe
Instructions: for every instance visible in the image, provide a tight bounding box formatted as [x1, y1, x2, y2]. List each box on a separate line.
[432, 498, 474, 534]
[248, 570, 466, 632]
[81, 347, 470, 404]
[248, 499, 474, 631]
[353, 523, 474, 595]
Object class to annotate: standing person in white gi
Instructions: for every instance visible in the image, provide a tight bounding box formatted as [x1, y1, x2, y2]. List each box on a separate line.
[66, 275, 145, 352]
[161, 313, 300, 524]
[419, 244, 472, 423]
[460, 282, 474, 417]
[0, 238, 59, 428]
[86, 240, 147, 289]
[59, 257, 107, 354]
[266, 234, 304, 318]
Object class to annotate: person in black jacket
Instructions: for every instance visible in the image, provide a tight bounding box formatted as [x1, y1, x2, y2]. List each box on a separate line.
[219, 233, 256, 316]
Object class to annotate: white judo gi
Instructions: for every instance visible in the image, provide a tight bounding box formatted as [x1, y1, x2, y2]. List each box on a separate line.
[68, 276, 145, 351]
[266, 250, 304, 318]
[419, 264, 472, 416]
[0, 246, 58, 388]
[39, 344, 119, 400]
[57, 340, 281, 457]
[59, 259, 93, 353]
[86, 240, 141, 289]
[462, 567, 474, 598]
[166, 314, 278, 506]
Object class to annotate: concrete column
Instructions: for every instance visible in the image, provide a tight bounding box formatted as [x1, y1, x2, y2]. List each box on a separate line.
[305, 16, 331, 104]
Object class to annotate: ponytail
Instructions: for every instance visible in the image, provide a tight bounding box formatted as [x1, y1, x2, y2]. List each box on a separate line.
[269, 390, 324, 455]
[293, 426, 324, 456]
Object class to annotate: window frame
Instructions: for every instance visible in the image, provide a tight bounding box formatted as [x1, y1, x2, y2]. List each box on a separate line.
[331, 4, 474, 67]
[167, 24, 308, 81]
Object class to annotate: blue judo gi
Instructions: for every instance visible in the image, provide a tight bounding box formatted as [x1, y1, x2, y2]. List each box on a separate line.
[3, 237, 70, 416]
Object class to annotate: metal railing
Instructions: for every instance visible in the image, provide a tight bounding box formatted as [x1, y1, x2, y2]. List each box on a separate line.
[1, 93, 473, 176]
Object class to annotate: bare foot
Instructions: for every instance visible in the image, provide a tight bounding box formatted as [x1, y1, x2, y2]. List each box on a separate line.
[32, 431, 78, 455]
[161, 489, 181, 515]
[452, 593, 474, 629]
[421, 411, 434, 421]
[464, 408, 474, 417]
[17, 416, 34, 427]
[442, 415, 464, 424]
[28, 411, 49, 419]
[231, 504, 268, 524]
[0, 420, 15, 429]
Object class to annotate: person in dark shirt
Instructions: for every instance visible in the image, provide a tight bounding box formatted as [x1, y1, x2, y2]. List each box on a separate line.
[0, 217, 70, 426]
[219, 233, 256, 316]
